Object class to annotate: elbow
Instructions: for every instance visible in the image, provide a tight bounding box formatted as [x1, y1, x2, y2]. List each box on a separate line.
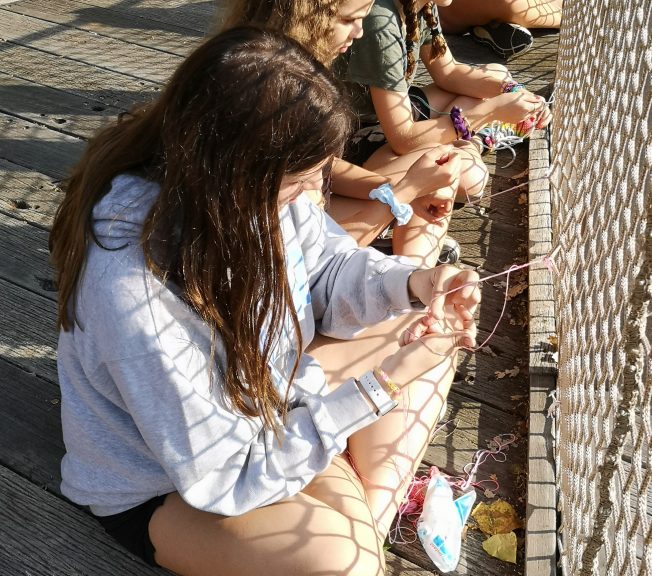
[386, 135, 416, 156]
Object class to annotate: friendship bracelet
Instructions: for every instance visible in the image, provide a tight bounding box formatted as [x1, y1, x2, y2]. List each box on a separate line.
[501, 80, 525, 93]
[357, 371, 398, 416]
[373, 366, 401, 396]
[450, 106, 474, 141]
[368, 183, 414, 226]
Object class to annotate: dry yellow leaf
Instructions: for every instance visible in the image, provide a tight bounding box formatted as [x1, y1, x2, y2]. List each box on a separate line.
[495, 366, 520, 379]
[548, 334, 559, 350]
[471, 500, 523, 535]
[482, 532, 517, 563]
[518, 192, 527, 205]
[507, 282, 528, 299]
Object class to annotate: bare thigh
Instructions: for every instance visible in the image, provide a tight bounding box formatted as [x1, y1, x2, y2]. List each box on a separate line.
[438, 0, 563, 32]
[149, 455, 385, 576]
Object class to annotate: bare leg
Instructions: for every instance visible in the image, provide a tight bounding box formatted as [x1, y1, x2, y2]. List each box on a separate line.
[438, 0, 563, 33]
[148, 312, 457, 575]
[308, 312, 458, 536]
[149, 457, 385, 576]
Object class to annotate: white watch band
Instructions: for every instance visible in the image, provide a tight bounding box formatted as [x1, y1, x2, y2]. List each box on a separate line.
[357, 370, 398, 416]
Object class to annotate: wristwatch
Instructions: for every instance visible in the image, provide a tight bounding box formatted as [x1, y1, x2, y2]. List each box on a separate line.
[357, 370, 399, 416]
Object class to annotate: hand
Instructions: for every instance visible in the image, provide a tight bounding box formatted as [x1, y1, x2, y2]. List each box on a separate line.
[394, 146, 462, 204]
[493, 90, 551, 127]
[399, 304, 477, 348]
[378, 303, 476, 387]
[408, 265, 481, 320]
[410, 192, 453, 225]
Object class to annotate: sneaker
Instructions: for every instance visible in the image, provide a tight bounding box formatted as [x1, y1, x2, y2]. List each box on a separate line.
[476, 119, 537, 166]
[437, 236, 461, 265]
[471, 22, 534, 59]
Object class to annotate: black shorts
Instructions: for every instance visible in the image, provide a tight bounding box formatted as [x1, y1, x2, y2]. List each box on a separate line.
[344, 86, 431, 166]
[94, 494, 169, 567]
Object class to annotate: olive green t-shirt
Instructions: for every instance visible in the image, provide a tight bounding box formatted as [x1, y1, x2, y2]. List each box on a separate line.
[335, 0, 441, 122]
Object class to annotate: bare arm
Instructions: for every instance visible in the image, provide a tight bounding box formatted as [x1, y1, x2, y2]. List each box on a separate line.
[421, 43, 508, 99]
[370, 86, 496, 154]
[330, 150, 462, 245]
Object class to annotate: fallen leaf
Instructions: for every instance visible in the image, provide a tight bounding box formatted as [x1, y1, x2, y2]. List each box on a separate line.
[495, 366, 520, 379]
[517, 192, 527, 205]
[510, 168, 529, 180]
[507, 282, 528, 299]
[471, 500, 523, 535]
[484, 489, 496, 499]
[548, 335, 558, 350]
[489, 474, 498, 482]
[510, 394, 526, 401]
[482, 532, 517, 563]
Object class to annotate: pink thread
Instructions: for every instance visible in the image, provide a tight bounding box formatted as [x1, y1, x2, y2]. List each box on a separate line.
[417, 251, 559, 352]
[392, 433, 517, 544]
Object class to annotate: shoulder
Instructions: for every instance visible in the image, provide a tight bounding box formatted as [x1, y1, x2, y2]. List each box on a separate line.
[343, 0, 408, 92]
[363, 0, 401, 34]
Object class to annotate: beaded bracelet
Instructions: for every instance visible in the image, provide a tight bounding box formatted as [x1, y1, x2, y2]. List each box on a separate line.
[450, 106, 474, 141]
[373, 366, 401, 396]
[501, 80, 525, 93]
[368, 183, 414, 226]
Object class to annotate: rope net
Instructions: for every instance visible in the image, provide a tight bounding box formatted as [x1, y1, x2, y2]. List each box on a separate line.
[551, 1, 651, 574]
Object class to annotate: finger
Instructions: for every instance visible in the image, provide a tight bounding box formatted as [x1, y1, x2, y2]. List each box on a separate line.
[456, 328, 476, 349]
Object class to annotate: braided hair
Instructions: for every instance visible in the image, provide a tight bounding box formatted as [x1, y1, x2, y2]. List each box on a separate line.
[400, 0, 447, 80]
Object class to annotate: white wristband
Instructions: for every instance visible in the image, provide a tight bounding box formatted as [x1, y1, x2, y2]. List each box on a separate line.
[357, 370, 398, 416]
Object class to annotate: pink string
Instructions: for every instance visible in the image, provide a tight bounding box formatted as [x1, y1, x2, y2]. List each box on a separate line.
[392, 434, 517, 544]
[408, 246, 559, 353]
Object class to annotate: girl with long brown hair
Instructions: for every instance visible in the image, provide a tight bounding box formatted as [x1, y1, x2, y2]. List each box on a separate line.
[50, 26, 480, 575]
[217, 0, 490, 269]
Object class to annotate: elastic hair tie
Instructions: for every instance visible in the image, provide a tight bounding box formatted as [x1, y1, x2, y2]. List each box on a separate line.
[450, 106, 474, 141]
[368, 183, 414, 226]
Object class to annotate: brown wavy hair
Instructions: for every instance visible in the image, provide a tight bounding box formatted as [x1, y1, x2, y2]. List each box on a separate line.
[401, 0, 448, 80]
[217, 0, 341, 65]
[49, 27, 352, 430]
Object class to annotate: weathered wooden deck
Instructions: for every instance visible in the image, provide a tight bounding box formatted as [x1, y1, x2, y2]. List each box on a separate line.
[0, 2, 558, 574]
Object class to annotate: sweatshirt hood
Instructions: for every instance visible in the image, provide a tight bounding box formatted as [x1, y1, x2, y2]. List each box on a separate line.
[92, 174, 160, 249]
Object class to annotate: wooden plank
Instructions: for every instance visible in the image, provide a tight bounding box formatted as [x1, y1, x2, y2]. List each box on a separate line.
[0, 111, 85, 179]
[528, 131, 557, 375]
[424, 397, 528, 496]
[525, 128, 557, 576]
[3, 0, 203, 55]
[0, 9, 182, 84]
[0, 71, 121, 139]
[525, 373, 557, 576]
[0, 41, 161, 107]
[0, 464, 167, 575]
[0, 159, 63, 227]
[0, 208, 56, 298]
[0, 359, 63, 492]
[73, 0, 215, 34]
[0, 278, 58, 383]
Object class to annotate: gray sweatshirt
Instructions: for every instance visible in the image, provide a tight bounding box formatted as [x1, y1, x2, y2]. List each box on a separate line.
[58, 174, 418, 517]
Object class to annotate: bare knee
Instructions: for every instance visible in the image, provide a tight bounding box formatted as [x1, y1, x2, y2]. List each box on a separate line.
[455, 146, 489, 201]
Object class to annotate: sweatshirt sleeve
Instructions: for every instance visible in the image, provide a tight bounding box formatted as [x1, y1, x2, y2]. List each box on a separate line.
[95, 274, 378, 517]
[289, 195, 420, 339]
